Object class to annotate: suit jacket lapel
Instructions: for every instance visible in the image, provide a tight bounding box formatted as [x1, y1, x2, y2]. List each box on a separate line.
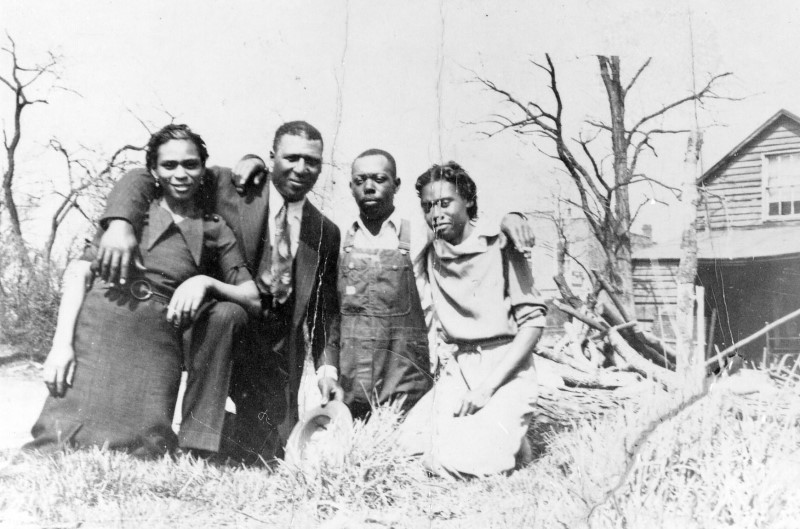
[242, 178, 270, 275]
[292, 202, 321, 328]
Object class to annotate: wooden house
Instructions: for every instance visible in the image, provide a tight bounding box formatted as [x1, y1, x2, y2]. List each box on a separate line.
[633, 109, 800, 364]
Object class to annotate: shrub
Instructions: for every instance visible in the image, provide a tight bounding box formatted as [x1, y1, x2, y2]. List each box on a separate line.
[0, 234, 62, 361]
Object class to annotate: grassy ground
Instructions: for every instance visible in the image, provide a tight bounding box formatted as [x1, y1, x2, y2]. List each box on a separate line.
[2, 372, 799, 529]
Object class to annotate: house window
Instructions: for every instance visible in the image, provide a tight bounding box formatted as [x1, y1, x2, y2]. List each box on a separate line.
[765, 152, 800, 218]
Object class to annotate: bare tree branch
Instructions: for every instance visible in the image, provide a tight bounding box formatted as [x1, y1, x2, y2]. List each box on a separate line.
[476, 77, 558, 134]
[42, 137, 145, 263]
[630, 198, 652, 226]
[556, 195, 604, 227]
[626, 174, 682, 198]
[20, 55, 58, 89]
[0, 34, 64, 249]
[623, 57, 652, 97]
[474, 54, 731, 315]
[629, 72, 733, 137]
[577, 132, 611, 193]
[0, 71, 15, 92]
[586, 120, 613, 132]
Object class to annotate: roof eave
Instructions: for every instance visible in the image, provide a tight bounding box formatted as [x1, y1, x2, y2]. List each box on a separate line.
[697, 109, 800, 185]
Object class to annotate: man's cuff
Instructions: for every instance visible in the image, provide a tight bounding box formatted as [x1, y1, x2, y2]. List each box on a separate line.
[99, 216, 133, 231]
[316, 365, 338, 381]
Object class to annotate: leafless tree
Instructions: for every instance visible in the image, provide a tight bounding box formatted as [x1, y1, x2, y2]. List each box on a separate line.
[44, 140, 144, 264]
[477, 55, 731, 312]
[0, 34, 62, 243]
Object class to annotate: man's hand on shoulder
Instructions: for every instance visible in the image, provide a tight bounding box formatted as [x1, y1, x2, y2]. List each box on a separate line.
[232, 155, 267, 192]
[500, 212, 535, 256]
[93, 219, 144, 285]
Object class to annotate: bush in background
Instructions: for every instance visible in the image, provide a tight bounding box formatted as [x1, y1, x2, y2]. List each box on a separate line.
[0, 234, 62, 361]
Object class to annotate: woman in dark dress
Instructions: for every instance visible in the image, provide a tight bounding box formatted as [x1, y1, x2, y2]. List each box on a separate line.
[25, 124, 260, 459]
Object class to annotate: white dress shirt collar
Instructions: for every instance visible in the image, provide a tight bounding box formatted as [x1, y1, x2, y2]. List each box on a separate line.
[349, 209, 404, 250]
[353, 208, 402, 237]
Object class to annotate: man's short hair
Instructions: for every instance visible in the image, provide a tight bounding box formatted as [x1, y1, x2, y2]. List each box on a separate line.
[272, 121, 323, 152]
[146, 124, 209, 170]
[415, 161, 479, 220]
[353, 148, 397, 179]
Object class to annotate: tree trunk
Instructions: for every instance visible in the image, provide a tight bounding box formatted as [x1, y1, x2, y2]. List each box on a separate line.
[2, 95, 25, 239]
[610, 242, 634, 316]
[675, 131, 704, 395]
[43, 191, 79, 265]
[598, 55, 635, 314]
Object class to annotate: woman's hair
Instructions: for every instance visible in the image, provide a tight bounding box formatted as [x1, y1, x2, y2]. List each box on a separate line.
[145, 124, 209, 170]
[415, 161, 478, 220]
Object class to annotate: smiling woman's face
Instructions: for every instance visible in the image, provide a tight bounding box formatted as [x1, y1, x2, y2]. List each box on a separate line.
[151, 139, 204, 204]
[420, 179, 473, 244]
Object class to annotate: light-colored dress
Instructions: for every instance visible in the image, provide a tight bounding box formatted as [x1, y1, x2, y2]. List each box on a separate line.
[398, 223, 547, 477]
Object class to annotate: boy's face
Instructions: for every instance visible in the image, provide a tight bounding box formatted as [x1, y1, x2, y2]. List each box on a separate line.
[350, 154, 399, 220]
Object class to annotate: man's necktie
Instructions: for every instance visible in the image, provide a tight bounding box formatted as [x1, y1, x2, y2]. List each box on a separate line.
[269, 201, 293, 305]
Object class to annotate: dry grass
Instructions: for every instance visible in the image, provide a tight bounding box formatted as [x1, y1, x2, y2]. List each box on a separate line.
[2, 372, 799, 528]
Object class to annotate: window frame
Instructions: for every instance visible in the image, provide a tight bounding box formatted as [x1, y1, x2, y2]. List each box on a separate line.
[761, 150, 800, 221]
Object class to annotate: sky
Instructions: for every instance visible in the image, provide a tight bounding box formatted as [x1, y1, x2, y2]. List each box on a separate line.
[2, 0, 800, 255]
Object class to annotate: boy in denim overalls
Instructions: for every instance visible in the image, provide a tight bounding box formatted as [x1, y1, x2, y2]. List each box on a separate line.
[335, 149, 432, 419]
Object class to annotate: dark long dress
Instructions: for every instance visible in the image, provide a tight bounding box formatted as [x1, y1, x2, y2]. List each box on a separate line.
[25, 201, 251, 458]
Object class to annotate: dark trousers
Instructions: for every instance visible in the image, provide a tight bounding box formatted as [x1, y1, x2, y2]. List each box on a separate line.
[217, 313, 291, 465]
[180, 300, 248, 452]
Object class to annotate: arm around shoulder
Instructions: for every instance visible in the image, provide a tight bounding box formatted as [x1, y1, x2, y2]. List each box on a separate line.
[100, 167, 157, 230]
[500, 212, 535, 251]
[94, 167, 156, 284]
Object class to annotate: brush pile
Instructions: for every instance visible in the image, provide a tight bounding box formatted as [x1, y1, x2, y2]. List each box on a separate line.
[531, 272, 680, 430]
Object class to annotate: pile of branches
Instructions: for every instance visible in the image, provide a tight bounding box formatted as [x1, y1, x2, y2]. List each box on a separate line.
[532, 271, 679, 428]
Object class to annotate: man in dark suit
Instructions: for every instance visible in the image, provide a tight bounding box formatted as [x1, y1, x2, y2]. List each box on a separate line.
[95, 121, 342, 464]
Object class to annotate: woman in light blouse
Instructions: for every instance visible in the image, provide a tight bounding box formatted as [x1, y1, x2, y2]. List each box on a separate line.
[398, 161, 547, 478]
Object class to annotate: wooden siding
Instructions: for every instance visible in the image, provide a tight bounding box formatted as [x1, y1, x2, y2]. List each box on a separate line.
[633, 260, 679, 342]
[699, 118, 800, 230]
